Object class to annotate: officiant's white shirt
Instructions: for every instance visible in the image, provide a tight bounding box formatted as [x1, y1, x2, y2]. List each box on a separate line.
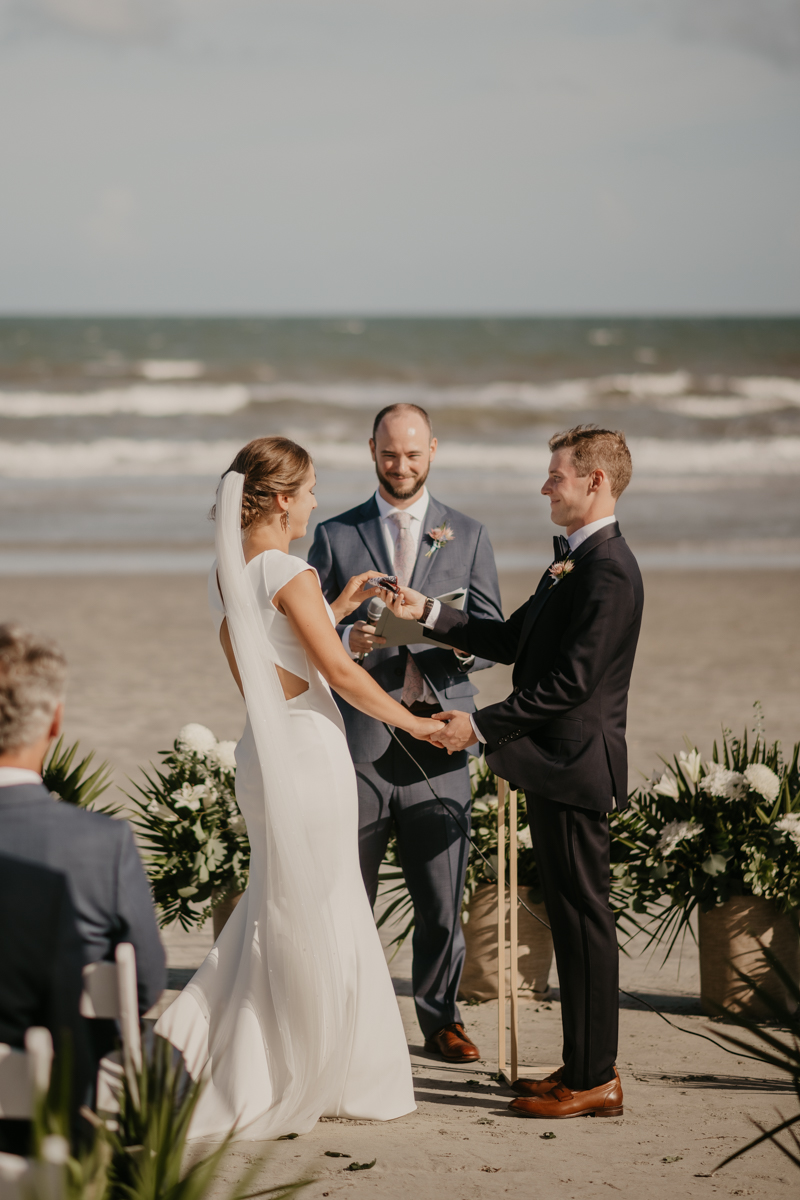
[341, 487, 430, 660]
[451, 515, 619, 743]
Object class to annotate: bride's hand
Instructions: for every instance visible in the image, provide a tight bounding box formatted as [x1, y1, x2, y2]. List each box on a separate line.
[330, 572, 383, 623]
[409, 717, 446, 743]
[381, 584, 428, 622]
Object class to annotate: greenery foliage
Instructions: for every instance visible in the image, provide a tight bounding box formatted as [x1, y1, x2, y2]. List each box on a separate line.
[28, 1035, 309, 1200]
[127, 725, 249, 930]
[610, 706, 800, 958]
[43, 736, 116, 813]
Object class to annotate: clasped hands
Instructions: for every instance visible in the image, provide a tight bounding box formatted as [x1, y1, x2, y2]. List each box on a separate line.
[375, 581, 476, 754]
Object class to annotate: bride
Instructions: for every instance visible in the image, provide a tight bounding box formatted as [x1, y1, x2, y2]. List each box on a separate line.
[155, 437, 444, 1140]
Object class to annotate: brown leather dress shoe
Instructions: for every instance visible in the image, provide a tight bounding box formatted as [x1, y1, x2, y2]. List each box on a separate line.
[511, 1067, 564, 1097]
[424, 1023, 481, 1063]
[508, 1072, 623, 1119]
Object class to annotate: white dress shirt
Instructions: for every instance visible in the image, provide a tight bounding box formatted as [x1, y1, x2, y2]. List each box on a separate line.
[0, 766, 43, 787]
[455, 516, 619, 744]
[342, 487, 430, 659]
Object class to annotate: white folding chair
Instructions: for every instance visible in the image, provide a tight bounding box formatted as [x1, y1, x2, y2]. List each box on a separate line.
[0, 1027, 53, 1121]
[80, 943, 142, 1113]
[0, 1028, 57, 1200]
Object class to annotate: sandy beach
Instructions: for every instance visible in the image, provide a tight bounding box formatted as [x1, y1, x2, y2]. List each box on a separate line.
[2, 568, 797, 788]
[1, 567, 799, 1198]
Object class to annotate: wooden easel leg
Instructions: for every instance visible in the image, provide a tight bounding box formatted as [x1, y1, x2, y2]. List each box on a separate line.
[496, 777, 506, 1081]
[508, 788, 519, 1084]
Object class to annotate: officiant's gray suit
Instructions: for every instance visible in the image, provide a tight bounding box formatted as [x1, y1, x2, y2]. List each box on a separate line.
[308, 493, 502, 1038]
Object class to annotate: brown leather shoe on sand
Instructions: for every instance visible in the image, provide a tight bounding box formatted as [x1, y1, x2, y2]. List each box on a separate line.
[511, 1067, 564, 1097]
[424, 1023, 481, 1063]
[508, 1073, 623, 1119]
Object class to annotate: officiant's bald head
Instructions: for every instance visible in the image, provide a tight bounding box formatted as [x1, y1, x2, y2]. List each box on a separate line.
[370, 403, 438, 505]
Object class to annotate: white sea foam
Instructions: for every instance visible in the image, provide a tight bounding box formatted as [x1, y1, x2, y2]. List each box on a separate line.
[1, 372, 799, 418]
[2, 436, 800, 479]
[0, 385, 250, 418]
[138, 360, 205, 381]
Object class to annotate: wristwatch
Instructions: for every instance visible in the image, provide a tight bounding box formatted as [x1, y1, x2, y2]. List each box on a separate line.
[420, 595, 436, 624]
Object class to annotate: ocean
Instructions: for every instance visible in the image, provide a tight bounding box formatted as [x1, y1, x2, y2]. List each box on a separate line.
[2, 316, 799, 574]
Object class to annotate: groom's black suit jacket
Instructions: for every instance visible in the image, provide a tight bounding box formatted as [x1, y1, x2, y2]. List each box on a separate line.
[425, 523, 643, 811]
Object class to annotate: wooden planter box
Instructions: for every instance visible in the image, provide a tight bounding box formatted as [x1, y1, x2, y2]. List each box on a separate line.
[458, 882, 554, 1002]
[697, 895, 799, 1019]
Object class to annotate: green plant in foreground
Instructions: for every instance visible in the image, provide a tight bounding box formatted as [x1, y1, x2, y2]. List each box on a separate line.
[28, 1035, 311, 1200]
[43, 735, 117, 813]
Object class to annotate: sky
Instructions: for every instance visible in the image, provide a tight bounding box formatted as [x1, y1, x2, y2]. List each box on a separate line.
[1, 0, 799, 315]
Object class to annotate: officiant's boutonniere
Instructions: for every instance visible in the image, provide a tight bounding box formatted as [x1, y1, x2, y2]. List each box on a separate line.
[425, 521, 455, 558]
[548, 558, 575, 587]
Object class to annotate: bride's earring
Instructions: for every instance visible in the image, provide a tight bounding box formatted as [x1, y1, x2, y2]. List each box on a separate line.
[281, 510, 290, 533]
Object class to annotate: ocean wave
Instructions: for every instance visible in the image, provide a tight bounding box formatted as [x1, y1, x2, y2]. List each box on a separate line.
[0, 385, 250, 418]
[2, 436, 800, 478]
[2, 372, 800, 419]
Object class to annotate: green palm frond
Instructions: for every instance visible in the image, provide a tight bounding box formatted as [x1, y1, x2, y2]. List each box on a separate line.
[43, 736, 117, 814]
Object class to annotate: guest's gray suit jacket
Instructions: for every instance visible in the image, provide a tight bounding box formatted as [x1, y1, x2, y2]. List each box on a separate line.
[0, 784, 165, 1017]
[308, 493, 503, 762]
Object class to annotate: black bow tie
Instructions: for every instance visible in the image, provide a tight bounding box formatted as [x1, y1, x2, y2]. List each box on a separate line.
[553, 535, 571, 561]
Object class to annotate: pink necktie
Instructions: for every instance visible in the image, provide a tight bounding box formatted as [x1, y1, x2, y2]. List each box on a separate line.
[388, 511, 425, 706]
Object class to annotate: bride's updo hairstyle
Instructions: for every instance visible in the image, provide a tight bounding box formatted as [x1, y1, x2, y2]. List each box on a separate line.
[212, 437, 312, 529]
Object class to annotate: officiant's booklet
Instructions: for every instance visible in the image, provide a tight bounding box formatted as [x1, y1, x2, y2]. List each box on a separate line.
[372, 589, 466, 648]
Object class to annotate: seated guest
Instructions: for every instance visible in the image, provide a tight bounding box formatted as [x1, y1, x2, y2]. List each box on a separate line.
[0, 853, 91, 1156]
[0, 623, 166, 1060]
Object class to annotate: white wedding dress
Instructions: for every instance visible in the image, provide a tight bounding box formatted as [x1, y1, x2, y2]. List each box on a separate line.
[155, 472, 415, 1140]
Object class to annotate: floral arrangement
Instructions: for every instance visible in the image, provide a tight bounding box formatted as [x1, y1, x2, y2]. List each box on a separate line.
[425, 520, 455, 558]
[127, 724, 249, 930]
[610, 706, 800, 958]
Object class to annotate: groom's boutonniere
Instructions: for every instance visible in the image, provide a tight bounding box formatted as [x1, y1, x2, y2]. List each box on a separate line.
[425, 521, 455, 558]
[548, 558, 575, 587]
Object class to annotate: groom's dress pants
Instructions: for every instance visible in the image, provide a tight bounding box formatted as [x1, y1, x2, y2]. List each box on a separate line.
[527, 793, 619, 1092]
[356, 733, 471, 1040]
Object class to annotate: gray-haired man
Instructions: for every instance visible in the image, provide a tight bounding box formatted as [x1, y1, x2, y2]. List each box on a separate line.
[0, 623, 165, 1065]
[308, 403, 503, 1061]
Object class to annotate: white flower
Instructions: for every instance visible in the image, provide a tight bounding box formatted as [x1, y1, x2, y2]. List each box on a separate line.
[229, 814, 247, 836]
[775, 813, 800, 850]
[653, 771, 680, 799]
[149, 800, 178, 822]
[744, 763, 781, 803]
[171, 782, 218, 811]
[657, 820, 702, 855]
[679, 749, 702, 784]
[207, 740, 238, 772]
[701, 763, 747, 802]
[517, 826, 532, 849]
[176, 723, 217, 756]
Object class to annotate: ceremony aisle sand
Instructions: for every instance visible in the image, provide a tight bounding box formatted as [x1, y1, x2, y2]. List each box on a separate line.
[1, 568, 799, 1197]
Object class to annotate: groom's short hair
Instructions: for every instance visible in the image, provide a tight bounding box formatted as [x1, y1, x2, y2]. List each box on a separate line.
[549, 425, 632, 498]
[0, 624, 66, 754]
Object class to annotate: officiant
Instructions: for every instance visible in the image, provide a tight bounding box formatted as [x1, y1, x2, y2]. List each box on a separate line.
[308, 403, 502, 1062]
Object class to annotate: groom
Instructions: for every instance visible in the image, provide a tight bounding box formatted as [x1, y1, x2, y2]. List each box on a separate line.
[309, 403, 503, 1061]
[404, 425, 643, 1119]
